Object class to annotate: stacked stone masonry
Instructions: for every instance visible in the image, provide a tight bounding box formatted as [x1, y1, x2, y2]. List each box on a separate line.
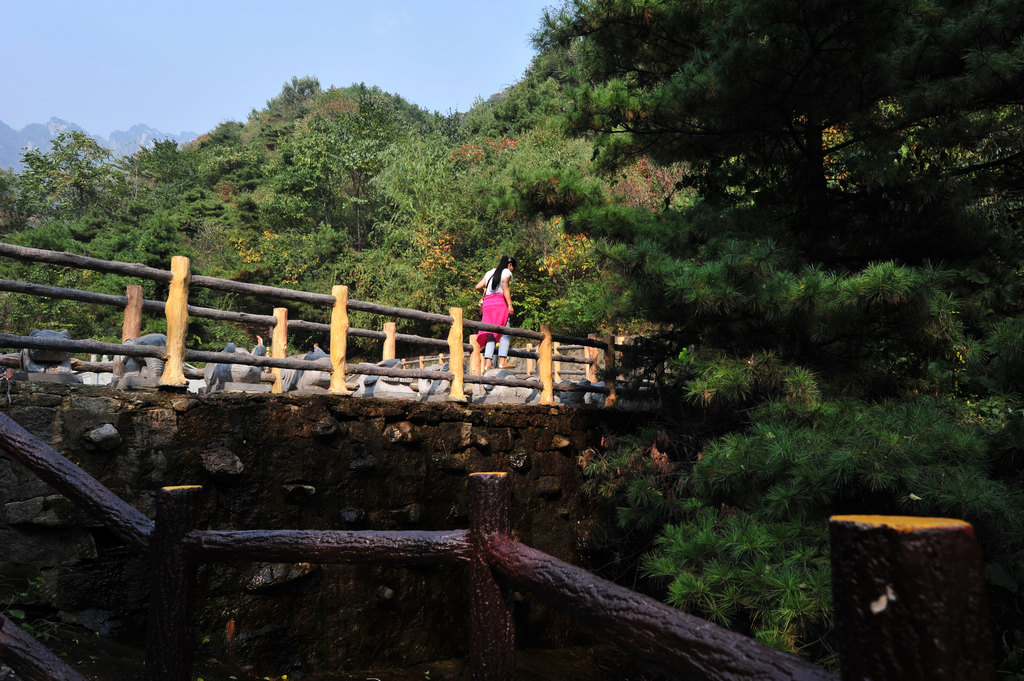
[0, 381, 652, 676]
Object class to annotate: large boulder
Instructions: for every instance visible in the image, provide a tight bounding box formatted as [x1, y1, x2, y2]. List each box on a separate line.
[203, 341, 266, 393]
[279, 345, 331, 393]
[17, 329, 81, 383]
[352, 358, 417, 399]
[116, 333, 166, 388]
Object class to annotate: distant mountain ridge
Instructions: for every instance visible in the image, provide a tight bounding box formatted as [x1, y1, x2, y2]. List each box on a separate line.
[0, 117, 200, 172]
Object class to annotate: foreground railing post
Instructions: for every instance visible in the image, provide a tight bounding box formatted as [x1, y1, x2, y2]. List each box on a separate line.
[539, 325, 553, 405]
[271, 307, 288, 393]
[829, 515, 992, 681]
[147, 485, 203, 681]
[160, 256, 190, 386]
[468, 472, 514, 681]
[448, 307, 467, 402]
[329, 285, 350, 395]
[526, 343, 534, 376]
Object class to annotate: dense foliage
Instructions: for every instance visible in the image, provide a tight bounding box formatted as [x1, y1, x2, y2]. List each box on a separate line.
[537, 0, 1024, 673]
[0, 78, 607, 352]
[3, 0, 1024, 674]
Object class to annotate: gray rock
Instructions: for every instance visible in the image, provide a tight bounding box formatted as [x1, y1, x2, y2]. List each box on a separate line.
[201, 447, 244, 479]
[383, 420, 418, 444]
[244, 562, 318, 592]
[282, 484, 316, 504]
[204, 341, 266, 393]
[84, 423, 121, 451]
[117, 333, 166, 388]
[5, 494, 83, 527]
[339, 507, 368, 528]
[59, 608, 118, 636]
[510, 448, 531, 472]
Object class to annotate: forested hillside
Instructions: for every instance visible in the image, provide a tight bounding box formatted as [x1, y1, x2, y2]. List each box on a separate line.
[4, 0, 1024, 674]
[0, 75, 611, 351]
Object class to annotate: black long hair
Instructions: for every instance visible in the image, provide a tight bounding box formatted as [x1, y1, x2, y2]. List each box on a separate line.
[490, 255, 516, 291]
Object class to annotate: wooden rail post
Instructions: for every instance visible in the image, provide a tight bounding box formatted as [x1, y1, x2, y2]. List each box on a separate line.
[146, 485, 203, 681]
[585, 334, 599, 383]
[468, 472, 514, 681]
[448, 308, 467, 402]
[271, 307, 288, 393]
[604, 333, 618, 407]
[470, 335, 482, 376]
[122, 284, 143, 342]
[160, 256, 190, 386]
[113, 284, 144, 378]
[329, 285, 349, 395]
[539, 325, 554, 405]
[383, 322, 397, 361]
[552, 341, 561, 384]
[829, 515, 992, 681]
[526, 344, 534, 376]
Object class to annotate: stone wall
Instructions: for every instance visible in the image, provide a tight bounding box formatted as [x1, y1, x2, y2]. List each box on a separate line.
[0, 381, 653, 677]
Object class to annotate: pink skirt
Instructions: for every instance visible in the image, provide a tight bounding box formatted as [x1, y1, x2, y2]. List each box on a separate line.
[477, 293, 509, 346]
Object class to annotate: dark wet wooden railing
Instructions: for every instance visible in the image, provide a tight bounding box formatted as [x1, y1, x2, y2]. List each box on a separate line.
[0, 241, 628, 405]
[0, 401, 994, 680]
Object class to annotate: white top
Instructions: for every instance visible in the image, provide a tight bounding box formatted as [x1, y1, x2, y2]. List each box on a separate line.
[482, 267, 512, 295]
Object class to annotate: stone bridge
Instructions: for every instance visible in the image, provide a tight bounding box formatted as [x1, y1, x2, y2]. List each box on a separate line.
[0, 380, 654, 677]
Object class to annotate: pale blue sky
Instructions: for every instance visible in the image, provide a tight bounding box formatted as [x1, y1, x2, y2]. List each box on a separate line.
[1, 0, 556, 137]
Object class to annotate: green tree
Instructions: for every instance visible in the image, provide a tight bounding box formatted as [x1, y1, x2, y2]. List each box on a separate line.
[17, 131, 127, 221]
[0, 168, 26, 234]
[537, 0, 1024, 669]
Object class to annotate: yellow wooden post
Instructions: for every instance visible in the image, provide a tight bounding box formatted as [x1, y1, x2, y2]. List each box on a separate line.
[160, 256, 190, 386]
[271, 307, 288, 394]
[329, 285, 349, 395]
[470, 336, 483, 376]
[604, 333, 618, 407]
[617, 335, 628, 381]
[526, 343, 534, 376]
[539, 324, 554, 405]
[122, 285, 143, 342]
[419, 356, 425, 369]
[447, 307, 466, 401]
[383, 322, 397, 361]
[553, 341, 561, 384]
[585, 333, 598, 382]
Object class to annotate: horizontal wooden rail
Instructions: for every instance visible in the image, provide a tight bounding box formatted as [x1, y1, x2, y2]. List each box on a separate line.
[0, 333, 612, 395]
[483, 536, 835, 681]
[0, 242, 173, 282]
[183, 529, 473, 564]
[0, 244, 617, 351]
[0, 333, 166, 361]
[0, 411, 154, 548]
[1, 243, 632, 404]
[0, 277, 599, 363]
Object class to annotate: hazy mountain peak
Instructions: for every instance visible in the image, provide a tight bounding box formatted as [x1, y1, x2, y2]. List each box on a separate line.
[0, 118, 199, 172]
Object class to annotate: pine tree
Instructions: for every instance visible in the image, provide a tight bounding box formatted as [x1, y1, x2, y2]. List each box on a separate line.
[538, 0, 1024, 669]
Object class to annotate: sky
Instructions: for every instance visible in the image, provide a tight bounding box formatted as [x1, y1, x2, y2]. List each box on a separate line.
[1, 0, 556, 138]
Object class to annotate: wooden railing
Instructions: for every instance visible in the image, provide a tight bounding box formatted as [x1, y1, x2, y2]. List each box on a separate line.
[0, 242, 627, 406]
[0, 409, 995, 681]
